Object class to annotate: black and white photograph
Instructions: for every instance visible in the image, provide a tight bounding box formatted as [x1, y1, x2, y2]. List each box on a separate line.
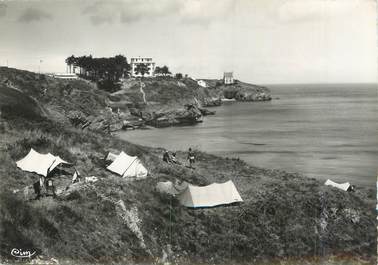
[0, 0, 376, 264]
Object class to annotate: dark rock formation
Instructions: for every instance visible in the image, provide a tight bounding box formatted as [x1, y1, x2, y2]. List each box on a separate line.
[222, 82, 272, 102]
[67, 109, 144, 133]
[199, 107, 216, 116]
[132, 104, 203, 128]
[202, 97, 222, 107]
[234, 91, 272, 101]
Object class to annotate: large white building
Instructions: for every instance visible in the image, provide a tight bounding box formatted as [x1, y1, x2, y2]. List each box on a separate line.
[223, 72, 234, 85]
[130, 57, 155, 77]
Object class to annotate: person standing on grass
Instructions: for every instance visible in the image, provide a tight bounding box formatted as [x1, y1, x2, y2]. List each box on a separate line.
[187, 148, 195, 169]
[163, 150, 171, 163]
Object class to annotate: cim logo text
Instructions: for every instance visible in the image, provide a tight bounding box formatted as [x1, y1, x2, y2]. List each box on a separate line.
[10, 248, 36, 258]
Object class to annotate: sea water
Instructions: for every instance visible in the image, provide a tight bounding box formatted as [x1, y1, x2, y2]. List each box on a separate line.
[118, 84, 377, 187]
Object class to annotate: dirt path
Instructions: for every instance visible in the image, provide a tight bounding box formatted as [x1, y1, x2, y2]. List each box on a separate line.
[140, 82, 147, 104]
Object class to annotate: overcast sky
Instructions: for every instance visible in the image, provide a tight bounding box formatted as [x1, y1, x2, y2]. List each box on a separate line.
[0, 0, 376, 84]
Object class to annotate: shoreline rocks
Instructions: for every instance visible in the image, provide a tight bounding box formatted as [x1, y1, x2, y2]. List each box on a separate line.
[131, 104, 204, 128]
[235, 91, 272, 101]
[203, 97, 222, 107]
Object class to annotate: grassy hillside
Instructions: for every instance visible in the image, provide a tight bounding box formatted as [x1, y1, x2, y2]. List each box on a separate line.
[0, 85, 46, 122]
[0, 67, 123, 131]
[1, 119, 376, 265]
[0, 68, 376, 265]
[0, 67, 107, 115]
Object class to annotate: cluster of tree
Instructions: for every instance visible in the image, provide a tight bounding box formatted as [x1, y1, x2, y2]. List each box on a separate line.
[65, 54, 187, 90]
[65, 55, 131, 91]
[133, 63, 150, 78]
[175, 73, 183, 79]
[154, 65, 171, 76]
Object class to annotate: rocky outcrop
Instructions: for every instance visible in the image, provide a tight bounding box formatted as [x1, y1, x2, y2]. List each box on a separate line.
[198, 107, 216, 116]
[204, 79, 272, 102]
[67, 110, 120, 132]
[202, 97, 222, 107]
[222, 81, 272, 102]
[234, 91, 272, 101]
[67, 108, 145, 133]
[131, 104, 203, 128]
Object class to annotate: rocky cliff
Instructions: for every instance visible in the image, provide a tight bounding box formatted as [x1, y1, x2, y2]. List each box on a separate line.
[109, 77, 213, 128]
[109, 77, 271, 128]
[0, 68, 272, 130]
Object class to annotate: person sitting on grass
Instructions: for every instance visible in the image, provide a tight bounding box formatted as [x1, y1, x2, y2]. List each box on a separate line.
[163, 150, 172, 163]
[187, 148, 195, 169]
[171, 152, 181, 165]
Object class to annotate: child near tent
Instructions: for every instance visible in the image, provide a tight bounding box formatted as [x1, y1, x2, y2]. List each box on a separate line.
[187, 148, 195, 169]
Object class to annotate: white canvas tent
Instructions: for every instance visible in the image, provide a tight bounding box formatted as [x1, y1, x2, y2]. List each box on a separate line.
[178, 180, 243, 208]
[16, 148, 69, 177]
[106, 151, 148, 178]
[324, 179, 351, 191]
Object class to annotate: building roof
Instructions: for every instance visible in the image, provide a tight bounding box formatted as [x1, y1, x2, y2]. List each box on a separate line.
[224, 72, 233, 78]
[131, 57, 153, 59]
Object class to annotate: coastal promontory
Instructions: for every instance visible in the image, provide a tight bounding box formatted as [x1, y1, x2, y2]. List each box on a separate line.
[0, 67, 271, 130]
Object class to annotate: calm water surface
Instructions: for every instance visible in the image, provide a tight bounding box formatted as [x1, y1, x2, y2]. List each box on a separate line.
[118, 84, 377, 187]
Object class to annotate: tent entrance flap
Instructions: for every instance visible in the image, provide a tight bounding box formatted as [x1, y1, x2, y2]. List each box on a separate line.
[121, 157, 138, 177]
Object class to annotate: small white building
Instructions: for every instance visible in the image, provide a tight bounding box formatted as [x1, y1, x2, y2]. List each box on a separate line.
[72, 66, 81, 75]
[223, 72, 234, 85]
[130, 57, 155, 77]
[197, 80, 207, 88]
